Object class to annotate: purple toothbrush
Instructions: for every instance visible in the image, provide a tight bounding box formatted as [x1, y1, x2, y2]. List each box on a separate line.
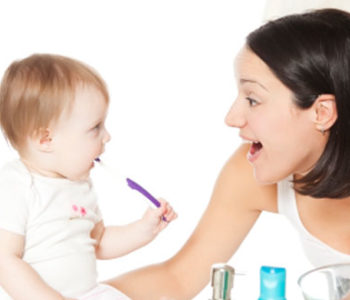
[126, 178, 167, 221]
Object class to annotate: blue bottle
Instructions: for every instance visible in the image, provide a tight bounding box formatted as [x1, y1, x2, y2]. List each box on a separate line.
[258, 266, 286, 300]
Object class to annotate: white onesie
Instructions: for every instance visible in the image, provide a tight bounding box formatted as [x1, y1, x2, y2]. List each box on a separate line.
[0, 160, 129, 299]
[278, 176, 350, 267]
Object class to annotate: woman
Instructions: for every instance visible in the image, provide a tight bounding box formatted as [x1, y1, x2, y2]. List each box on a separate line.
[106, 8, 350, 300]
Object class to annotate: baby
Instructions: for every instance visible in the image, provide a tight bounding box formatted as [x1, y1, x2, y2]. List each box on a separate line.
[0, 54, 177, 300]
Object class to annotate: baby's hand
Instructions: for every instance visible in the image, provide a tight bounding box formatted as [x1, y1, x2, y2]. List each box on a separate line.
[141, 198, 177, 238]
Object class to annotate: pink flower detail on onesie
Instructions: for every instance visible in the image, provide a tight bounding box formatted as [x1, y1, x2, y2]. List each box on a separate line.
[71, 204, 87, 217]
[80, 207, 87, 216]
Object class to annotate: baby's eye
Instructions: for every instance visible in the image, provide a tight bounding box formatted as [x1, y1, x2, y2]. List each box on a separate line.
[92, 123, 101, 131]
[245, 97, 259, 107]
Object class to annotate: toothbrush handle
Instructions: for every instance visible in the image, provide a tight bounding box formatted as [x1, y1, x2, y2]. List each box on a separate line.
[126, 178, 160, 207]
[127, 178, 161, 207]
[126, 178, 167, 221]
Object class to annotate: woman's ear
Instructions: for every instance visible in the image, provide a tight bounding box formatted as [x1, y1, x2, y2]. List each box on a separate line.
[313, 94, 337, 133]
[31, 128, 54, 152]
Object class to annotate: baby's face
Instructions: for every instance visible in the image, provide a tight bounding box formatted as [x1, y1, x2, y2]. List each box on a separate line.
[49, 84, 110, 180]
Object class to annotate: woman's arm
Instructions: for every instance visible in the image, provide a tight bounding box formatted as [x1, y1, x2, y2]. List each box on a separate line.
[106, 144, 277, 300]
[0, 229, 71, 300]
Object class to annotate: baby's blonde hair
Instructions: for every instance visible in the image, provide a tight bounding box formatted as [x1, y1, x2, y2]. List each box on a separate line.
[0, 54, 109, 150]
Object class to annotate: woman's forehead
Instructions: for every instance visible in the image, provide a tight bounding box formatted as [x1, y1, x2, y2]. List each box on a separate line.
[234, 47, 285, 91]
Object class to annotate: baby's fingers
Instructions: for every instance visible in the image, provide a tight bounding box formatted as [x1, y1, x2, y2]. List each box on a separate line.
[158, 198, 178, 223]
[165, 207, 177, 222]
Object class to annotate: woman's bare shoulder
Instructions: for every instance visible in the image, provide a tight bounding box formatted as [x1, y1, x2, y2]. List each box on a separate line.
[216, 143, 278, 213]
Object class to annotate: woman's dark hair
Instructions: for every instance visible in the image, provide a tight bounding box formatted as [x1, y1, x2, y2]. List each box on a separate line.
[247, 8, 350, 198]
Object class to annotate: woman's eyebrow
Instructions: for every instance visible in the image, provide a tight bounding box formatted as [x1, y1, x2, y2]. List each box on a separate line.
[240, 78, 268, 91]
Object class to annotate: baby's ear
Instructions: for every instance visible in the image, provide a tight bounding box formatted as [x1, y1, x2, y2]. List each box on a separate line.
[31, 128, 53, 152]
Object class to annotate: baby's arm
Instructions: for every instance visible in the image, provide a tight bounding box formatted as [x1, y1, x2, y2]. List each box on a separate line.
[93, 199, 177, 260]
[0, 229, 74, 300]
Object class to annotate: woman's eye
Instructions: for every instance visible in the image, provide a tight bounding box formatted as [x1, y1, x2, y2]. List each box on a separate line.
[246, 97, 259, 107]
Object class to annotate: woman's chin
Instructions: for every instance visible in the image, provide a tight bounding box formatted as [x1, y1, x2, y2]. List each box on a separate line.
[253, 169, 281, 185]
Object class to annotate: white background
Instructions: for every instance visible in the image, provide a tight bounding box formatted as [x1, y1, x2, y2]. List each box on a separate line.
[0, 1, 313, 299]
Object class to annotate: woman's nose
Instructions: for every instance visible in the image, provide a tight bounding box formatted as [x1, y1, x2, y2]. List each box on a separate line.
[225, 100, 246, 128]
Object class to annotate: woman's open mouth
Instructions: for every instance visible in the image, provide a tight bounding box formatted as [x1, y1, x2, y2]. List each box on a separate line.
[247, 141, 263, 162]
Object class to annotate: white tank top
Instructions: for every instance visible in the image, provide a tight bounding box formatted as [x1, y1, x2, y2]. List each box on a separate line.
[278, 176, 350, 267]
